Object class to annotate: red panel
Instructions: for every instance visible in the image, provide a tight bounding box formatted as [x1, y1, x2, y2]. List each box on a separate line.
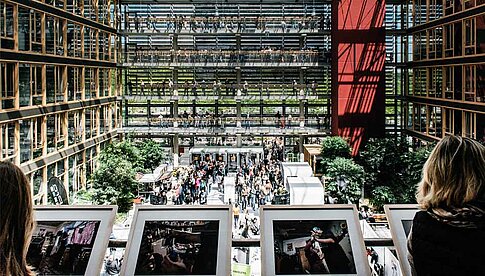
[332, 0, 386, 155]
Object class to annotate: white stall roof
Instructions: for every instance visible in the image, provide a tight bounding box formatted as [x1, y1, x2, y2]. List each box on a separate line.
[223, 176, 236, 204]
[287, 176, 324, 205]
[281, 162, 313, 178]
[189, 146, 264, 154]
[138, 174, 160, 183]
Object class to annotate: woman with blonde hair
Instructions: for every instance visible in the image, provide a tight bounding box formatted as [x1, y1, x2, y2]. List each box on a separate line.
[0, 161, 35, 276]
[408, 135, 485, 275]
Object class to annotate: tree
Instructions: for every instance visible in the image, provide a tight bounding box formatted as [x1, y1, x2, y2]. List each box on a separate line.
[99, 139, 144, 173]
[325, 157, 365, 204]
[138, 139, 166, 172]
[357, 136, 434, 210]
[320, 136, 352, 174]
[89, 155, 137, 213]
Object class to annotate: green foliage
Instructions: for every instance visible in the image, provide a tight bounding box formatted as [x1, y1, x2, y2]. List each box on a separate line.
[325, 157, 364, 204]
[138, 139, 167, 172]
[85, 138, 168, 213]
[99, 139, 144, 173]
[89, 156, 137, 213]
[72, 189, 94, 204]
[357, 136, 434, 210]
[320, 136, 352, 174]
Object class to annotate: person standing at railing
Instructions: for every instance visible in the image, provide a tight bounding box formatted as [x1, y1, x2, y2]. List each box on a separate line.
[140, 80, 145, 96]
[275, 111, 281, 128]
[201, 80, 206, 96]
[243, 81, 248, 96]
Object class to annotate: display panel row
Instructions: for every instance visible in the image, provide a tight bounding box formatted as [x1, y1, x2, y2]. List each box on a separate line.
[31, 204, 420, 276]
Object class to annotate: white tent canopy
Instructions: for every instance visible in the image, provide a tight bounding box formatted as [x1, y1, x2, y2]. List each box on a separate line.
[286, 176, 324, 205]
[223, 176, 236, 204]
[281, 162, 313, 180]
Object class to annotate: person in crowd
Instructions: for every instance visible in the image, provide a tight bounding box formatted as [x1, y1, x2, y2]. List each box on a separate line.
[275, 111, 281, 128]
[233, 203, 240, 229]
[408, 135, 485, 275]
[0, 161, 35, 276]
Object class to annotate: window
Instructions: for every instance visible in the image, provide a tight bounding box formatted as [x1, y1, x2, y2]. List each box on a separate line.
[463, 0, 476, 9]
[413, 68, 426, 96]
[31, 65, 44, 105]
[444, 66, 454, 99]
[0, 1, 15, 49]
[45, 16, 64, 55]
[427, 105, 442, 137]
[463, 65, 476, 102]
[18, 64, 44, 107]
[30, 10, 43, 53]
[67, 22, 82, 58]
[84, 27, 97, 59]
[68, 111, 83, 145]
[444, 23, 454, 57]
[444, 108, 454, 135]
[46, 113, 66, 153]
[427, 67, 442, 98]
[46, 65, 65, 103]
[0, 122, 16, 161]
[463, 18, 476, 55]
[85, 67, 97, 99]
[99, 68, 110, 97]
[67, 67, 82, 101]
[0, 62, 15, 109]
[444, 0, 454, 15]
[85, 107, 98, 138]
[478, 64, 485, 103]
[463, 111, 476, 138]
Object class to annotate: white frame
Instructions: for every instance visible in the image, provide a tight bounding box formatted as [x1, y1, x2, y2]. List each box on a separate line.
[261, 205, 370, 276]
[32, 205, 117, 276]
[121, 205, 232, 276]
[384, 204, 420, 276]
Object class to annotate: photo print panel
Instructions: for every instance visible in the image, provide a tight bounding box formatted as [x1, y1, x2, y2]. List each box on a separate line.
[261, 205, 369, 276]
[31, 206, 117, 276]
[384, 204, 419, 276]
[121, 205, 232, 276]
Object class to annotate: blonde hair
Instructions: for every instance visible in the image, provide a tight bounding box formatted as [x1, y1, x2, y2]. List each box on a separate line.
[0, 161, 35, 276]
[417, 135, 485, 209]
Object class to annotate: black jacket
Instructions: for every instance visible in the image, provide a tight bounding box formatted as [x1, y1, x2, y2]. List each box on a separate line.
[409, 211, 485, 276]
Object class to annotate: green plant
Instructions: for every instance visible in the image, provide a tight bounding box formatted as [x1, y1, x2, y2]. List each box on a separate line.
[89, 156, 137, 213]
[325, 157, 364, 204]
[138, 139, 166, 172]
[319, 136, 352, 174]
[356, 136, 434, 210]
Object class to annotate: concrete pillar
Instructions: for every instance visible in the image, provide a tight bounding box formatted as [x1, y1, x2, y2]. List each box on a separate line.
[299, 99, 305, 127]
[171, 99, 178, 127]
[236, 99, 242, 128]
[236, 134, 242, 147]
[147, 99, 151, 127]
[299, 135, 305, 162]
[173, 134, 179, 167]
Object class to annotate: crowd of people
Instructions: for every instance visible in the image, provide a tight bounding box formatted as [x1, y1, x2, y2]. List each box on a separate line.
[127, 79, 321, 98]
[157, 111, 308, 130]
[125, 13, 331, 33]
[131, 47, 327, 64]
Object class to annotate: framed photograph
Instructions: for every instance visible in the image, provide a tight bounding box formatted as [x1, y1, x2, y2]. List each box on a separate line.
[261, 205, 369, 276]
[29, 205, 117, 275]
[121, 205, 232, 276]
[384, 204, 419, 276]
